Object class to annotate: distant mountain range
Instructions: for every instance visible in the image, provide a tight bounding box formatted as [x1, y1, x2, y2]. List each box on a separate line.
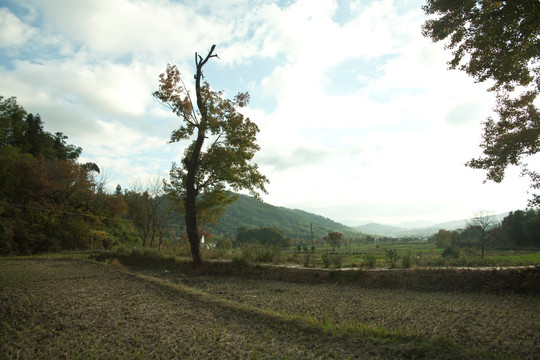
[354, 213, 509, 238]
[210, 195, 511, 240]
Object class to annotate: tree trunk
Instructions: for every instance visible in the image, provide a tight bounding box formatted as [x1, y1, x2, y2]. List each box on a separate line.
[184, 131, 206, 266]
[480, 230, 485, 259]
[184, 207, 201, 265]
[183, 176, 203, 265]
[182, 45, 218, 266]
[179, 45, 219, 266]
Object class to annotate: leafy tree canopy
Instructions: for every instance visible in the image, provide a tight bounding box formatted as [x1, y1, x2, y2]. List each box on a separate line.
[497, 209, 540, 247]
[236, 226, 290, 248]
[422, 0, 539, 92]
[0, 96, 83, 162]
[0, 96, 127, 255]
[325, 231, 343, 253]
[422, 0, 540, 205]
[153, 45, 269, 265]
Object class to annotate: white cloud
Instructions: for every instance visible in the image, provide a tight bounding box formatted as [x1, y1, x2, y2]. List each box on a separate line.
[2, 58, 157, 116]
[0, 0, 532, 225]
[27, 0, 233, 60]
[232, 0, 529, 225]
[0, 8, 36, 47]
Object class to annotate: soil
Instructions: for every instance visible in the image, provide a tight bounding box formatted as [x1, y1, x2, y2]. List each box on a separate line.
[1, 258, 538, 359]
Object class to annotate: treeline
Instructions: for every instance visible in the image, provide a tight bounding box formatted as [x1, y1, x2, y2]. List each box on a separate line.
[493, 210, 540, 248]
[236, 226, 291, 247]
[0, 96, 127, 254]
[0, 96, 185, 255]
[431, 210, 540, 257]
[0, 96, 323, 255]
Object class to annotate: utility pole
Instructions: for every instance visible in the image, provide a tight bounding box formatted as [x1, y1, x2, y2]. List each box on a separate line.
[310, 222, 315, 267]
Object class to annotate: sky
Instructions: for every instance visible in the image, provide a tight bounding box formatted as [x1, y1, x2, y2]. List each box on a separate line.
[0, 0, 535, 226]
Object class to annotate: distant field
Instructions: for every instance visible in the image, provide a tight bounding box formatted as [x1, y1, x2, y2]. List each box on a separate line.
[1, 257, 538, 359]
[282, 242, 540, 268]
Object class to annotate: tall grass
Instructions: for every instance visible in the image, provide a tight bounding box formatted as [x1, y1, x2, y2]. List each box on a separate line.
[233, 243, 283, 264]
[88, 241, 539, 271]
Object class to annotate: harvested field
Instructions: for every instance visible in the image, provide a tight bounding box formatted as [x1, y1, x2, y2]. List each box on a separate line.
[1, 258, 538, 359]
[172, 275, 540, 359]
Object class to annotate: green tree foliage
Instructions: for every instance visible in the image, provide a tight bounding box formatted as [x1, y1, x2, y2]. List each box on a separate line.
[215, 237, 232, 250]
[422, 1, 540, 205]
[384, 248, 400, 268]
[0, 96, 27, 147]
[324, 231, 343, 253]
[432, 224, 494, 258]
[0, 96, 130, 254]
[432, 229, 462, 258]
[459, 225, 482, 247]
[493, 209, 540, 247]
[153, 45, 268, 265]
[236, 226, 290, 248]
[0, 97, 83, 161]
[441, 245, 460, 259]
[167, 186, 238, 232]
[364, 253, 377, 268]
[432, 229, 455, 248]
[430, 210, 540, 257]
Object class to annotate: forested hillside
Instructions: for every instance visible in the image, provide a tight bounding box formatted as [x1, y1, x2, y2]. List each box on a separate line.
[0, 96, 359, 254]
[0, 96, 139, 254]
[208, 194, 358, 241]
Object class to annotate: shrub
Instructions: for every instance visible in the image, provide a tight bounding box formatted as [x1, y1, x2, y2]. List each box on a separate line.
[107, 257, 124, 270]
[255, 246, 278, 263]
[285, 251, 303, 265]
[442, 246, 460, 259]
[237, 244, 255, 262]
[401, 251, 413, 269]
[320, 252, 343, 268]
[364, 253, 377, 268]
[384, 249, 400, 268]
[215, 238, 233, 250]
[90, 230, 114, 250]
[413, 251, 425, 266]
[236, 243, 282, 264]
[231, 255, 249, 270]
[105, 247, 179, 268]
[331, 254, 343, 269]
[201, 248, 230, 260]
[303, 252, 313, 267]
[321, 252, 331, 268]
[174, 243, 192, 258]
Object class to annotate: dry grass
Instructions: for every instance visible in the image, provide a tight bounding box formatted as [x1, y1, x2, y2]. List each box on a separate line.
[1, 257, 538, 359]
[172, 275, 539, 359]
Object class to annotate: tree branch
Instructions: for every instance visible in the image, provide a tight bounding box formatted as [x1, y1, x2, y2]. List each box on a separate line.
[178, 76, 200, 126]
[196, 45, 218, 69]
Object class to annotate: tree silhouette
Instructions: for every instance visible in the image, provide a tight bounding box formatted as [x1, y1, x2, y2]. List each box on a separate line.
[470, 211, 495, 258]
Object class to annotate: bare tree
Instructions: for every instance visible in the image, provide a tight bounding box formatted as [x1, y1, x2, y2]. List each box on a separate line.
[125, 177, 173, 248]
[470, 211, 495, 258]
